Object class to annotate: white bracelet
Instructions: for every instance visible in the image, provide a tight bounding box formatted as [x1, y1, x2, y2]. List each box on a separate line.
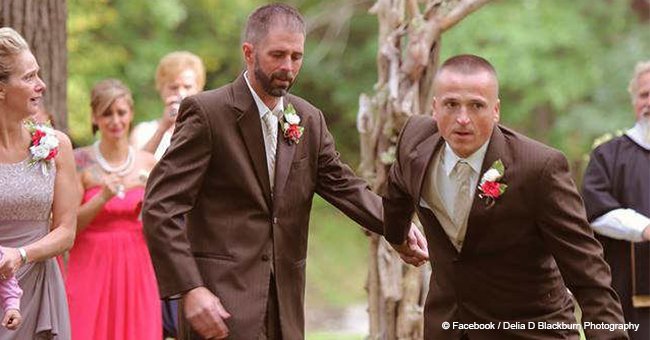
[18, 247, 27, 264]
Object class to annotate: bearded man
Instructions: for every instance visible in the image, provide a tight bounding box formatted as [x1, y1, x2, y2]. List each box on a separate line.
[142, 3, 428, 340]
[583, 60, 650, 340]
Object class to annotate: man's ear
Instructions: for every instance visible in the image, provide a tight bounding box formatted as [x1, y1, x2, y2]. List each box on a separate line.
[493, 99, 501, 123]
[431, 97, 438, 120]
[242, 43, 254, 64]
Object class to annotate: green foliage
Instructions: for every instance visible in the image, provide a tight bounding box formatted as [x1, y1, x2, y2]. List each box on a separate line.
[67, 0, 378, 166]
[67, 0, 263, 145]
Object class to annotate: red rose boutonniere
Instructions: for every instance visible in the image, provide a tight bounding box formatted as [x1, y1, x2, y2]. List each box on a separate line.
[25, 120, 59, 176]
[280, 104, 304, 144]
[478, 159, 507, 206]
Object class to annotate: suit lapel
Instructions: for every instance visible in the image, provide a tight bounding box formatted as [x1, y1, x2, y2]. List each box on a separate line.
[272, 98, 298, 200]
[233, 75, 272, 208]
[461, 126, 510, 254]
[411, 132, 461, 255]
[412, 133, 445, 205]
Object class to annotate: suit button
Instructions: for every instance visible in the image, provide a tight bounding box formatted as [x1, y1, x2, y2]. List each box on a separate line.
[262, 254, 270, 261]
[273, 217, 278, 225]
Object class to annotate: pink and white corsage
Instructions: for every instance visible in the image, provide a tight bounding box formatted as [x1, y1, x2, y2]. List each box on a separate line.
[478, 159, 507, 206]
[281, 104, 304, 144]
[26, 121, 59, 176]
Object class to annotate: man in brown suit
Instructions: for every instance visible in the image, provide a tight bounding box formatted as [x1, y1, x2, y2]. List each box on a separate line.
[142, 4, 428, 340]
[383, 54, 628, 339]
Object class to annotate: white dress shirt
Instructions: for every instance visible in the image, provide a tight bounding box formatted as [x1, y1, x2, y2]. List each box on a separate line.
[243, 71, 283, 182]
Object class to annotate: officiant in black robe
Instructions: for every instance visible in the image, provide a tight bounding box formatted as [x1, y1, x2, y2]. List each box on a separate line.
[582, 60, 650, 340]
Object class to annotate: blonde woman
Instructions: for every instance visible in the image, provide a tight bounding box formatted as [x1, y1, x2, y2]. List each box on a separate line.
[129, 51, 205, 338]
[0, 27, 76, 340]
[130, 51, 205, 160]
[65, 79, 161, 340]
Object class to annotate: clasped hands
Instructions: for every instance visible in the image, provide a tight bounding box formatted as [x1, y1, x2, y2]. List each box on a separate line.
[390, 224, 429, 267]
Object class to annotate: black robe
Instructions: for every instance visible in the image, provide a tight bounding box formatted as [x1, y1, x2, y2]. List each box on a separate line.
[582, 134, 650, 339]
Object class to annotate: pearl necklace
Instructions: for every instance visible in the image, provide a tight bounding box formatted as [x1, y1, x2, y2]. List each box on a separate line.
[93, 140, 134, 177]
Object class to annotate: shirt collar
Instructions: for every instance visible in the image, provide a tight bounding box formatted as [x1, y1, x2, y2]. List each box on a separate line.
[441, 139, 490, 177]
[243, 71, 284, 119]
[625, 121, 650, 150]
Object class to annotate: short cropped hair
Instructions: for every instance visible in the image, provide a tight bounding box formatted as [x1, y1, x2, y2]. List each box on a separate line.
[243, 3, 305, 45]
[438, 54, 497, 78]
[436, 54, 499, 96]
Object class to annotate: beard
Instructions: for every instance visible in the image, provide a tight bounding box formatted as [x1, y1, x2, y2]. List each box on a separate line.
[640, 106, 650, 144]
[254, 56, 295, 98]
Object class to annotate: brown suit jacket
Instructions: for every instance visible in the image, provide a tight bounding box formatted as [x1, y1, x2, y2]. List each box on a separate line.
[142, 74, 383, 339]
[383, 115, 627, 339]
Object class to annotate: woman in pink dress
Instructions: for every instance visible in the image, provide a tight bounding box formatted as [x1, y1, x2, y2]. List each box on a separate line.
[65, 79, 161, 340]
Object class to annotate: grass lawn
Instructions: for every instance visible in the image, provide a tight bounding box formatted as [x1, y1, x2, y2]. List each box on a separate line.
[305, 195, 371, 308]
[305, 195, 371, 337]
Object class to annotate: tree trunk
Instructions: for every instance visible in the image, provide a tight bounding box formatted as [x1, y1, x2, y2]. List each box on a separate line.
[0, 0, 67, 131]
[360, 1, 492, 338]
[630, 0, 650, 22]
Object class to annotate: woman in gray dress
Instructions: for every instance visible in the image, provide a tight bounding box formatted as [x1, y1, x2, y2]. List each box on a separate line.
[0, 27, 77, 339]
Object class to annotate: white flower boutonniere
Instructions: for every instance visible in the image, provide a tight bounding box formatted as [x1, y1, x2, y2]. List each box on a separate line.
[280, 104, 304, 144]
[25, 121, 59, 176]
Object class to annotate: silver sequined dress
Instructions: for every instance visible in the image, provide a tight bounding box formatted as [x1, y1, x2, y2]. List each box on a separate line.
[0, 159, 70, 339]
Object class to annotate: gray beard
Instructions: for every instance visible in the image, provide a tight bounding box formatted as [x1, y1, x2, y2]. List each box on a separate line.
[639, 109, 650, 144]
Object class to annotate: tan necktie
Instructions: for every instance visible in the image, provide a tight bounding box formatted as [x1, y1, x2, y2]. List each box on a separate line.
[262, 111, 278, 190]
[452, 161, 473, 226]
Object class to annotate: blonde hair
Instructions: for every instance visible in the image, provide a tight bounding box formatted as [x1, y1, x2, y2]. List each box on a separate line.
[628, 60, 650, 99]
[0, 27, 29, 82]
[155, 51, 205, 92]
[90, 79, 133, 134]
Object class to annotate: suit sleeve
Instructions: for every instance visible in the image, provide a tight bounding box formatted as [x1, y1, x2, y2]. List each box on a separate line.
[383, 117, 416, 245]
[536, 152, 627, 339]
[313, 110, 384, 235]
[142, 97, 212, 298]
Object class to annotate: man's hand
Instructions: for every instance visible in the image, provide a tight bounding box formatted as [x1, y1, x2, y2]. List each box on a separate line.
[391, 224, 429, 266]
[182, 286, 231, 339]
[643, 224, 650, 241]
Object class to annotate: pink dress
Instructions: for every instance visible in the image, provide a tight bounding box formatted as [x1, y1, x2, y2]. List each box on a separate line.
[65, 187, 161, 340]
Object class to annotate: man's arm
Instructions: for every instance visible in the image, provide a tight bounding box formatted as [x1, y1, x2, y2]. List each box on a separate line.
[582, 148, 650, 241]
[313, 111, 427, 264]
[142, 96, 211, 298]
[313, 110, 383, 234]
[591, 209, 650, 242]
[537, 152, 627, 339]
[382, 116, 417, 246]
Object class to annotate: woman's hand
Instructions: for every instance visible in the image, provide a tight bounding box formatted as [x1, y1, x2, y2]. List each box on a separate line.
[99, 174, 124, 202]
[0, 247, 22, 278]
[160, 95, 182, 131]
